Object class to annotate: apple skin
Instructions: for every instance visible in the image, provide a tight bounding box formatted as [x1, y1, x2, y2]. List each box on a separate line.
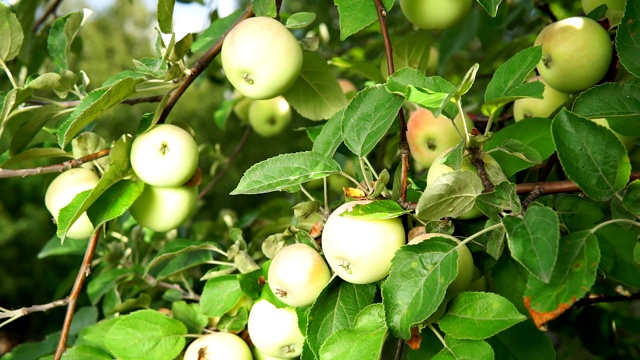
[321, 200, 406, 284]
[513, 76, 571, 121]
[130, 124, 199, 188]
[399, 0, 473, 30]
[534, 16, 612, 94]
[589, 118, 637, 150]
[247, 299, 305, 359]
[253, 347, 291, 360]
[183, 332, 252, 360]
[221, 17, 303, 100]
[409, 233, 474, 297]
[45, 168, 100, 239]
[248, 96, 292, 137]
[129, 185, 198, 232]
[407, 108, 473, 169]
[268, 243, 332, 307]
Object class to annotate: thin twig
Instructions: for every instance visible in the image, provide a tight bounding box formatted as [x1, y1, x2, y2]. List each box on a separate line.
[575, 292, 640, 308]
[0, 148, 111, 179]
[33, 0, 65, 32]
[54, 227, 102, 360]
[517, 172, 640, 195]
[395, 338, 404, 360]
[469, 147, 494, 192]
[522, 186, 544, 210]
[0, 298, 69, 324]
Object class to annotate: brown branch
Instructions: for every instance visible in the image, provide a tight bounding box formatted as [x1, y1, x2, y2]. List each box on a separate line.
[575, 292, 640, 308]
[33, 0, 65, 32]
[0, 148, 111, 179]
[517, 172, 640, 195]
[54, 227, 102, 360]
[157, 5, 255, 124]
[0, 298, 69, 321]
[521, 186, 544, 210]
[199, 125, 252, 199]
[27, 95, 165, 108]
[534, 1, 558, 22]
[469, 147, 494, 192]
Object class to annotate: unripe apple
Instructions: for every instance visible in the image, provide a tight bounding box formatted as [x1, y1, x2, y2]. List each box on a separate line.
[513, 76, 571, 121]
[268, 243, 331, 307]
[221, 17, 303, 100]
[45, 168, 100, 239]
[253, 347, 291, 360]
[129, 185, 198, 232]
[407, 108, 473, 169]
[589, 118, 637, 150]
[399, 0, 473, 30]
[321, 200, 406, 284]
[247, 299, 304, 358]
[409, 233, 474, 297]
[427, 46, 439, 74]
[248, 96, 292, 137]
[534, 16, 612, 94]
[183, 332, 252, 360]
[130, 124, 199, 188]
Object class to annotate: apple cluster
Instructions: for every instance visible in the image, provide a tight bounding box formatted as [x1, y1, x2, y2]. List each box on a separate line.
[128, 124, 200, 232]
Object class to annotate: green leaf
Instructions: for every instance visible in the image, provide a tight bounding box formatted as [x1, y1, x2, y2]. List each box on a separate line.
[104, 309, 187, 360]
[488, 139, 542, 165]
[171, 301, 208, 334]
[1, 148, 71, 168]
[311, 110, 343, 158]
[483, 46, 543, 115]
[47, 9, 92, 69]
[318, 304, 388, 359]
[286, 12, 316, 29]
[200, 275, 244, 317]
[27, 71, 78, 98]
[616, 0, 640, 77]
[492, 256, 529, 316]
[340, 200, 410, 219]
[283, 52, 348, 121]
[253, 0, 276, 17]
[596, 223, 640, 288]
[334, 0, 394, 40]
[0, 87, 34, 142]
[0, 2, 23, 61]
[433, 336, 494, 360]
[86, 267, 134, 305]
[305, 280, 376, 359]
[328, 56, 385, 84]
[555, 195, 605, 232]
[231, 151, 341, 195]
[623, 180, 640, 216]
[451, 63, 479, 102]
[60, 345, 112, 360]
[472, 218, 506, 260]
[7, 106, 60, 155]
[476, 182, 522, 221]
[144, 238, 223, 275]
[382, 239, 459, 339]
[416, 171, 484, 221]
[551, 109, 631, 201]
[477, 0, 503, 17]
[381, 30, 432, 78]
[157, 0, 174, 33]
[57, 78, 138, 147]
[191, 9, 242, 52]
[525, 231, 600, 320]
[386, 69, 457, 118]
[487, 320, 555, 360]
[571, 83, 640, 136]
[156, 250, 213, 280]
[107, 294, 152, 315]
[75, 317, 120, 354]
[87, 180, 144, 228]
[341, 85, 404, 157]
[38, 237, 88, 259]
[438, 292, 526, 340]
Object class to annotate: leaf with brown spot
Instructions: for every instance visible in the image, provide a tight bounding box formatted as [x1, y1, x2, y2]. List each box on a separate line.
[407, 326, 422, 350]
[524, 296, 573, 328]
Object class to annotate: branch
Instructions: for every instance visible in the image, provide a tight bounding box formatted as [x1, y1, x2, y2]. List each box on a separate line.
[0, 298, 69, 326]
[469, 147, 494, 192]
[575, 292, 640, 308]
[0, 148, 111, 179]
[157, 5, 255, 124]
[33, 0, 65, 32]
[54, 227, 102, 360]
[516, 172, 640, 195]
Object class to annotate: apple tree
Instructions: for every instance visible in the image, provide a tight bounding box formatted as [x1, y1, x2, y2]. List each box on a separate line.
[1, 0, 639, 359]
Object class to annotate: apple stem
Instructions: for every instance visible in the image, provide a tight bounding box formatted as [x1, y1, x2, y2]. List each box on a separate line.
[426, 323, 449, 351]
[299, 184, 316, 202]
[358, 157, 374, 193]
[455, 100, 471, 144]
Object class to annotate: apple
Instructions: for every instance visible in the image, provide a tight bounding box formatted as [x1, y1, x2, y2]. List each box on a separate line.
[399, 0, 473, 30]
[409, 233, 474, 297]
[321, 200, 406, 284]
[407, 108, 474, 169]
[426, 148, 506, 220]
[248, 96, 292, 137]
[513, 76, 571, 121]
[589, 118, 637, 150]
[130, 124, 199, 188]
[268, 243, 332, 307]
[253, 347, 291, 360]
[581, 0, 625, 22]
[221, 17, 303, 100]
[129, 185, 198, 232]
[427, 46, 439, 75]
[183, 332, 252, 360]
[233, 96, 253, 122]
[534, 16, 612, 94]
[45, 168, 100, 239]
[247, 299, 305, 358]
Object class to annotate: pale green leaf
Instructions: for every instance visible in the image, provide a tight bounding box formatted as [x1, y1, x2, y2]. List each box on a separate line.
[157, 0, 174, 33]
[286, 12, 316, 29]
[47, 9, 92, 69]
[0, 2, 24, 61]
[335, 0, 394, 40]
[416, 171, 483, 221]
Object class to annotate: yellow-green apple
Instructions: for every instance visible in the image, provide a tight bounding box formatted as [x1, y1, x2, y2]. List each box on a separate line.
[247, 299, 304, 358]
[183, 332, 252, 360]
[233, 96, 253, 122]
[321, 200, 406, 284]
[129, 185, 198, 232]
[248, 96, 292, 137]
[130, 124, 199, 188]
[534, 16, 612, 94]
[268, 243, 331, 307]
[513, 76, 571, 121]
[409, 233, 474, 297]
[407, 108, 473, 169]
[221, 17, 303, 100]
[253, 348, 291, 360]
[589, 118, 637, 150]
[399, 0, 473, 30]
[45, 168, 100, 239]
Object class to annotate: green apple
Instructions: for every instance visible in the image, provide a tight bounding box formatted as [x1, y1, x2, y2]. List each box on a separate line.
[248, 96, 292, 137]
[129, 185, 198, 232]
[399, 0, 473, 30]
[407, 108, 473, 169]
[534, 16, 612, 94]
[233, 96, 253, 122]
[268, 243, 331, 307]
[427, 46, 439, 74]
[45, 168, 100, 239]
[513, 76, 571, 121]
[467, 266, 488, 292]
[409, 233, 474, 297]
[589, 118, 637, 150]
[183, 332, 252, 360]
[321, 200, 406, 284]
[221, 17, 303, 100]
[426, 149, 506, 220]
[253, 347, 292, 360]
[130, 124, 199, 188]
[247, 299, 304, 358]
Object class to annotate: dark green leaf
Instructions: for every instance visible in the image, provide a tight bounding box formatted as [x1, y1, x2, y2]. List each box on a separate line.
[596, 223, 640, 288]
[476, 182, 522, 221]
[487, 320, 555, 360]
[87, 180, 144, 228]
[623, 180, 640, 215]
[616, 0, 640, 77]
[488, 139, 542, 165]
[492, 256, 529, 316]
[87, 267, 135, 305]
[381, 30, 432, 78]
[555, 195, 605, 232]
[311, 110, 343, 158]
[334, 0, 394, 40]
[38, 236, 88, 259]
[433, 336, 494, 360]
[340, 200, 410, 219]
[572, 83, 640, 136]
[60, 345, 112, 360]
[156, 250, 212, 279]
